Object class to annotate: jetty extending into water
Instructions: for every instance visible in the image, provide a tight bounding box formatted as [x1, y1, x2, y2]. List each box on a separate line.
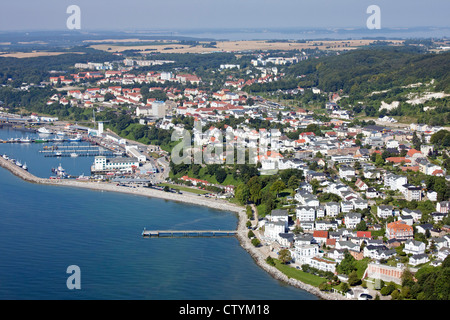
[142, 228, 237, 238]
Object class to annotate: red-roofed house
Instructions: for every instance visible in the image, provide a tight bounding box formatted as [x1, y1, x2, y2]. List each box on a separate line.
[386, 157, 411, 164]
[326, 238, 336, 247]
[386, 221, 413, 240]
[356, 231, 372, 239]
[179, 176, 210, 187]
[406, 148, 421, 158]
[313, 230, 328, 244]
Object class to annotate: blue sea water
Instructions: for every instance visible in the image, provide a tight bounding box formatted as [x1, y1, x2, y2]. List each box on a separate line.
[0, 127, 317, 300]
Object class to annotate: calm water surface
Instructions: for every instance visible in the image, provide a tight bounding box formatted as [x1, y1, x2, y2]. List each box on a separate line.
[0, 127, 317, 300]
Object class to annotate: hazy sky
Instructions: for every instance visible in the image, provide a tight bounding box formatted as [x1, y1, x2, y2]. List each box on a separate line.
[0, 0, 449, 31]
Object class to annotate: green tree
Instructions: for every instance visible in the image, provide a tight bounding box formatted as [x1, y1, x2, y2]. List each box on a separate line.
[215, 167, 227, 184]
[355, 220, 368, 231]
[270, 180, 286, 198]
[247, 176, 262, 204]
[235, 183, 250, 205]
[278, 249, 292, 264]
[348, 270, 361, 286]
[251, 238, 261, 247]
[287, 175, 299, 190]
[336, 251, 357, 275]
[340, 282, 350, 294]
[375, 153, 385, 166]
[266, 256, 276, 266]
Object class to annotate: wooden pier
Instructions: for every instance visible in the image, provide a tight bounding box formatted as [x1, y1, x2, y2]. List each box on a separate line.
[142, 228, 237, 238]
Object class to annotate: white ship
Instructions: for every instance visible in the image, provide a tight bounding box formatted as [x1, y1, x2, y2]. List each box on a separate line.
[38, 127, 52, 135]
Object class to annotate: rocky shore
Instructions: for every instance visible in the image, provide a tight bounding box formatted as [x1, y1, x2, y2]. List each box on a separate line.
[0, 155, 346, 300]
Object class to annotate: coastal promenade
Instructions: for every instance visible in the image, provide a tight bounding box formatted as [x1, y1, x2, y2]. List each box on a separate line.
[0, 155, 347, 300]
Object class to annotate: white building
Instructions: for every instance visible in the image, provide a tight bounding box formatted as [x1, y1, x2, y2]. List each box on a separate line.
[264, 221, 286, 242]
[384, 173, 408, 192]
[404, 240, 426, 255]
[339, 165, 356, 181]
[325, 202, 340, 217]
[304, 256, 336, 273]
[290, 244, 319, 264]
[344, 212, 362, 229]
[296, 206, 316, 222]
[126, 146, 147, 162]
[152, 101, 166, 118]
[377, 205, 394, 219]
[93, 156, 139, 173]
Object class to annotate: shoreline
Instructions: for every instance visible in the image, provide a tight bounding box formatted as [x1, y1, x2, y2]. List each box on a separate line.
[0, 156, 346, 300]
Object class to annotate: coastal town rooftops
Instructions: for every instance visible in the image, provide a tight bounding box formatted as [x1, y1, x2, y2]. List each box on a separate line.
[108, 157, 139, 164]
[271, 209, 289, 216]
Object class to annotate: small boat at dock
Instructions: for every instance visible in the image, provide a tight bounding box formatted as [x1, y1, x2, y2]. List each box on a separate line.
[69, 134, 82, 142]
[51, 164, 66, 177]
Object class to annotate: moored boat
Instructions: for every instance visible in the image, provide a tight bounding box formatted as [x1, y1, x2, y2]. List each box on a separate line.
[35, 139, 49, 143]
[69, 134, 82, 142]
[20, 136, 31, 143]
[38, 127, 51, 135]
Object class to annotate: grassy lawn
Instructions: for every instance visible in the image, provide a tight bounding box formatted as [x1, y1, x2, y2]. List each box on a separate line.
[274, 260, 327, 287]
[170, 167, 241, 187]
[355, 258, 371, 279]
[158, 183, 210, 195]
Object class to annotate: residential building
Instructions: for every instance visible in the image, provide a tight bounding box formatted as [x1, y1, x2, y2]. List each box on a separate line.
[344, 212, 362, 229]
[305, 256, 336, 273]
[296, 205, 316, 222]
[290, 244, 319, 264]
[386, 220, 414, 240]
[325, 202, 340, 217]
[377, 205, 394, 219]
[264, 221, 286, 242]
[404, 240, 426, 255]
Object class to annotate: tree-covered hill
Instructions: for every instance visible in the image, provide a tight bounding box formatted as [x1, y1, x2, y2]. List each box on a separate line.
[285, 47, 450, 96]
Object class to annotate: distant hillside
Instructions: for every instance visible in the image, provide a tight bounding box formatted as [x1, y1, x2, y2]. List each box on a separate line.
[287, 47, 450, 96]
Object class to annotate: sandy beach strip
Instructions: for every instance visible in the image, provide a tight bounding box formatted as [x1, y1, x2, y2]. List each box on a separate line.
[0, 156, 345, 300]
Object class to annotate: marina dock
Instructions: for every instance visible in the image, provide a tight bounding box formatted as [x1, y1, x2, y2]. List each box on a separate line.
[142, 229, 237, 238]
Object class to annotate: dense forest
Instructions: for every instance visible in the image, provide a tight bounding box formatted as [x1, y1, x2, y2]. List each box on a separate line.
[243, 47, 450, 125]
[285, 47, 450, 95]
[0, 47, 118, 85]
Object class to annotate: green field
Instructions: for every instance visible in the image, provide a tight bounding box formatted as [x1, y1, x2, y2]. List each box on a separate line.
[158, 183, 210, 195]
[274, 260, 327, 287]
